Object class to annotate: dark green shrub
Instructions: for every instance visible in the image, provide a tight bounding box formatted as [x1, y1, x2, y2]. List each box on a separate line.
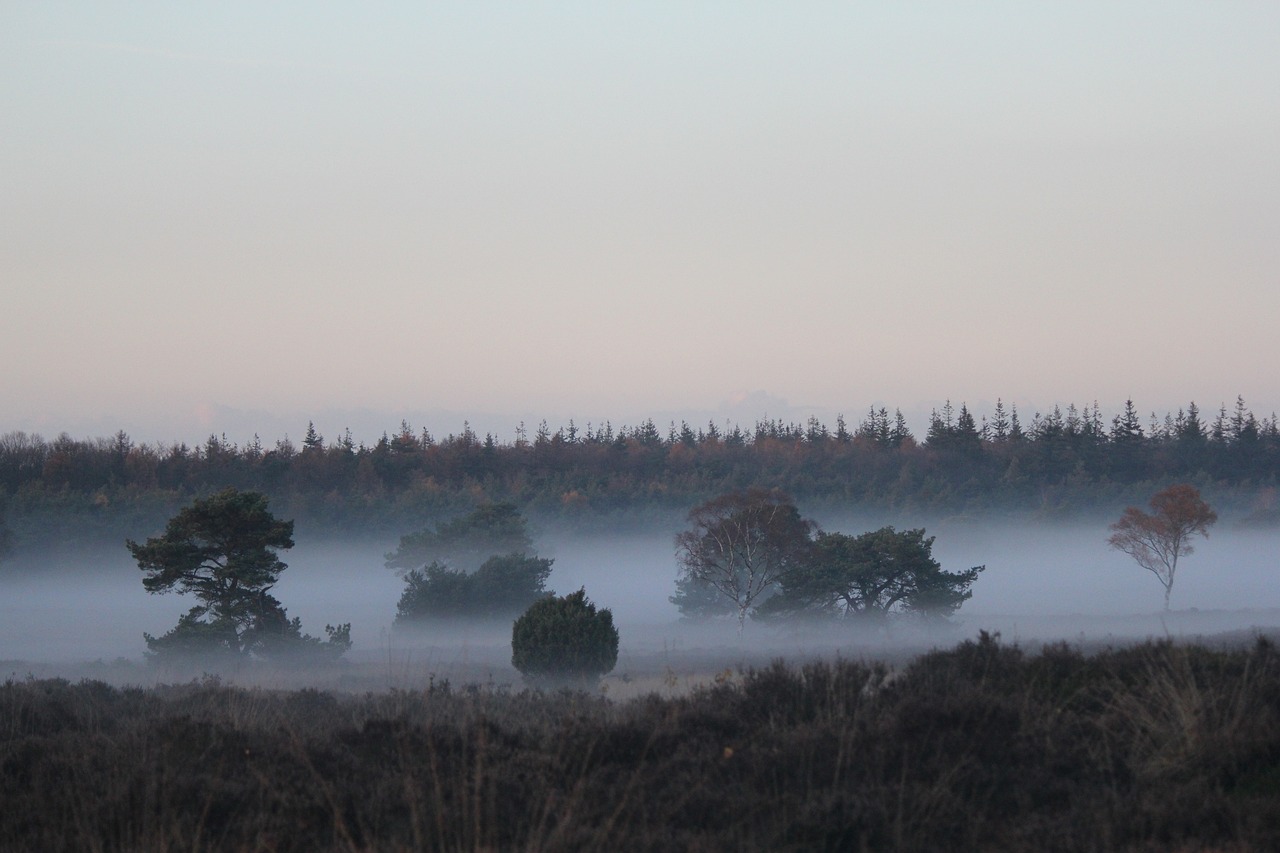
[511, 588, 618, 684]
[141, 607, 242, 665]
[396, 553, 553, 623]
[144, 605, 352, 666]
[245, 613, 352, 664]
[669, 571, 738, 619]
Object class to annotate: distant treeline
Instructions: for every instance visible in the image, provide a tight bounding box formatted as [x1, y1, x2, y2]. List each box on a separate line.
[3, 397, 1280, 548]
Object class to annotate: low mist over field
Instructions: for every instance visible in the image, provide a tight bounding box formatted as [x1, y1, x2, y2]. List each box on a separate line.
[4, 516, 1277, 687]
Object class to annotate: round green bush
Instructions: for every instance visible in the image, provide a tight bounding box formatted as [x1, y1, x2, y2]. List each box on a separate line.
[511, 588, 619, 684]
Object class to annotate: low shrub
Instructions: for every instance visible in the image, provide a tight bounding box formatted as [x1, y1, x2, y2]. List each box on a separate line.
[395, 553, 554, 623]
[510, 588, 619, 685]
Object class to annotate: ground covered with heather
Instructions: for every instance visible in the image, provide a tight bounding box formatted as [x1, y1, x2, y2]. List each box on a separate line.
[3, 633, 1279, 851]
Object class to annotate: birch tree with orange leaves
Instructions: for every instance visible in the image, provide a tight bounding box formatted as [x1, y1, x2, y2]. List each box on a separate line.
[1108, 483, 1217, 611]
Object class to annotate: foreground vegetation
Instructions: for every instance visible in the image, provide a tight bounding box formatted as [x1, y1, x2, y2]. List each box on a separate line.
[3, 634, 1278, 851]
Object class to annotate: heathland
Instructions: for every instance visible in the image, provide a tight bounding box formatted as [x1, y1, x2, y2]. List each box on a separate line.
[4, 634, 1280, 851]
[3, 403, 1280, 849]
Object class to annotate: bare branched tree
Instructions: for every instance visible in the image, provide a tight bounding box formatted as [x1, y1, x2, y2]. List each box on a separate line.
[674, 488, 814, 630]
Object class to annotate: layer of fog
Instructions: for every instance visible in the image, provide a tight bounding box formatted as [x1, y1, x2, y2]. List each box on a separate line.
[2, 518, 1277, 685]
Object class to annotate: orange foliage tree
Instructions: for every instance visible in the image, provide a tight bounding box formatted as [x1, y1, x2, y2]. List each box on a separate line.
[1108, 484, 1217, 610]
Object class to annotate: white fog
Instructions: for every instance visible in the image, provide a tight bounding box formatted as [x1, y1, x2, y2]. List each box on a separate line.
[2, 518, 1277, 687]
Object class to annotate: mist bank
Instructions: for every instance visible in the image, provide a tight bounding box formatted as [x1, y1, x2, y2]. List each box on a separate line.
[3, 518, 1279, 684]
[4, 488, 1278, 564]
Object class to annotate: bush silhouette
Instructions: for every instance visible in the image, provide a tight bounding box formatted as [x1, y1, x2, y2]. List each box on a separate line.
[511, 588, 618, 684]
[396, 553, 553, 624]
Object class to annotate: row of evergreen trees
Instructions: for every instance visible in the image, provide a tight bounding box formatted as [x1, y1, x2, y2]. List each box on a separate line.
[2, 397, 1278, 545]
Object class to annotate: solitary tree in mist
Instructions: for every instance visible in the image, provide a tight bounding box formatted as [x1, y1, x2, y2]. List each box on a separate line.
[1108, 483, 1217, 611]
[761, 527, 984, 620]
[128, 488, 350, 661]
[673, 488, 814, 630]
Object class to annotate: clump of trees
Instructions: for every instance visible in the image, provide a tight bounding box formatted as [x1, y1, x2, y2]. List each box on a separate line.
[396, 554, 554, 622]
[390, 503, 554, 624]
[673, 489, 984, 626]
[510, 588, 619, 686]
[1109, 483, 1217, 610]
[127, 488, 351, 664]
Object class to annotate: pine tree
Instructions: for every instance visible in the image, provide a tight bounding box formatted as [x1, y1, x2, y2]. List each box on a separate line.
[991, 399, 1010, 442]
[302, 422, 324, 452]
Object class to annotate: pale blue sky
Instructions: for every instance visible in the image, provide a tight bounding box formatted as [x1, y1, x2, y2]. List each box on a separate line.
[3, 3, 1278, 443]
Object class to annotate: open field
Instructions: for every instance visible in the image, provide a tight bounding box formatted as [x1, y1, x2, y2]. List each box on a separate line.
[4, 517, 1280, 665]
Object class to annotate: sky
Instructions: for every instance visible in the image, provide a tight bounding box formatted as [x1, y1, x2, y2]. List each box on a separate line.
[3, 3, 1278, 445]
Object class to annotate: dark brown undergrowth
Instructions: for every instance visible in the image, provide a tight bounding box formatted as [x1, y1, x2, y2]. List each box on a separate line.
[3, 635, 1279, 851]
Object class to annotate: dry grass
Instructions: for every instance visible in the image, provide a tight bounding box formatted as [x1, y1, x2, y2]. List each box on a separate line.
[2, 634, 1279, 851]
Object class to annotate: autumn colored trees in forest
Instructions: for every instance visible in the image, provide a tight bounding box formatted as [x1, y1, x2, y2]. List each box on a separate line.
[1, 396, 1275, 555]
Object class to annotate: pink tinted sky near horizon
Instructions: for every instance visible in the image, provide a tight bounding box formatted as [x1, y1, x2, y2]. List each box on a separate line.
[3, 3, 1278, 445]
